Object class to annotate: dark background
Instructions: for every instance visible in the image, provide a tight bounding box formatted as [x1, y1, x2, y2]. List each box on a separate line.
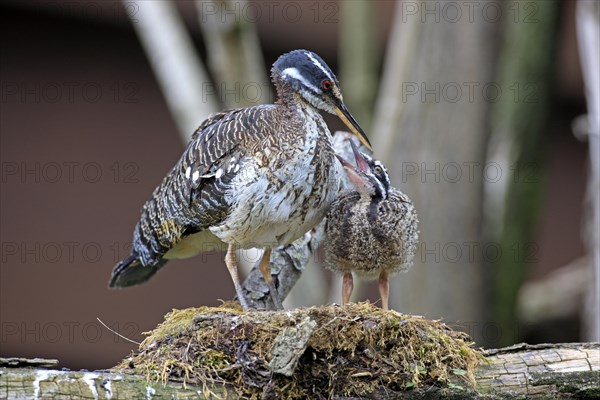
[0, 0, 588, 370]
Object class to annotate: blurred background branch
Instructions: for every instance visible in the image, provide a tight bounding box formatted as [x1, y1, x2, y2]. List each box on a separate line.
[575, 0, 600, 342]
[126, 0, 217, 143]
[339, 0, 379, 131]
[370, 0, 500, 346]
[486, 0, 560, 346]
[196, 0, 269, 109]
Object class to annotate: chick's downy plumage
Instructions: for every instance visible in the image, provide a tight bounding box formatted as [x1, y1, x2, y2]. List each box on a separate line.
[325, 141, 419, 309]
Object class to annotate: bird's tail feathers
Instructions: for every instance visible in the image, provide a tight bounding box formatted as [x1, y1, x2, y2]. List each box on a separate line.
[108, 252, 166, 288]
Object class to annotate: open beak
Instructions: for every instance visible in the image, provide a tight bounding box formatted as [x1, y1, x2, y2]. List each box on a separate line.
[336, 143, 372, 191]
[335, 153, 367, 190]
[349, 139, 370, 173]
[334, 101, 372, 151]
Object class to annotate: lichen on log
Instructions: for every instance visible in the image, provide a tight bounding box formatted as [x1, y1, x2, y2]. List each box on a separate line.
[268, 316, 317, 376]
[0, 366, 229, 399]
[475, 342, 600, 398]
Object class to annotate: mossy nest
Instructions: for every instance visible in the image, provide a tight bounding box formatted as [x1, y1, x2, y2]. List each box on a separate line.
[114, 302, 481, 399]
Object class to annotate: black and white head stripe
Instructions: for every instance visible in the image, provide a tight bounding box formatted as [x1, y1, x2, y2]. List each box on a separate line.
[280, 67, 319, 93]
[360, 152, 391, 199]
[272, 49, 339, 92]
[271, 50, 341, 112]
[304, 51, 335, 83]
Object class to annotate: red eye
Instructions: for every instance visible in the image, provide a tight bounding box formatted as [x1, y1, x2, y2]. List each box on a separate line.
[321, 80, 332, 90]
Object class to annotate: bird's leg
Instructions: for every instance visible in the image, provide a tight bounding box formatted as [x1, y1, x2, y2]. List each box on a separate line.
[342, 272, 353, 306]
[225, 243, 249, 310]
[379, 270, 389, 310]
[258, 248, 283, 310]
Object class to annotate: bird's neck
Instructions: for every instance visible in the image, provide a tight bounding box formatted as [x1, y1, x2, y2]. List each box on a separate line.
[274, 86, 308, 111]
[277, 92, 327, 132]
[271, 75, 331, 144]
[272, 74, 317, 114]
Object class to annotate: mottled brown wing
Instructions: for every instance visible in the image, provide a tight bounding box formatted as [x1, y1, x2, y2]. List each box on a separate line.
[109, 106, 274, 287]
[136, 107, 274, 263]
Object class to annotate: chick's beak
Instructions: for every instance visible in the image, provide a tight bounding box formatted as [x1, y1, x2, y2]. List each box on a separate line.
[335, 154, 367, 190]
[349, 139, 370, 173]
[334, 101, 372, 151]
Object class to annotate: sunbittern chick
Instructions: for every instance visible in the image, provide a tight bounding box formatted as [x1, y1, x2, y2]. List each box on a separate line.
[324, 141, 418, 310]
[109, 50, 372, 310]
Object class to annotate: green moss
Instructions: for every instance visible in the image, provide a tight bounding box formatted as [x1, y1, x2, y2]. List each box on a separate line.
[532, 371, 600, 398]
[114, 302, 482, 398]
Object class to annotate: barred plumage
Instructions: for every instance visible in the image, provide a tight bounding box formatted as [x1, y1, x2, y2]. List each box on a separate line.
[109, 50, 372, 310]
[325, 140, 419, 310]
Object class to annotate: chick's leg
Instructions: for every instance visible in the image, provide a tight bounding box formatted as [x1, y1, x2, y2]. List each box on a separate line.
[379, 270, 389, 310]
[342, 272, 353, 306]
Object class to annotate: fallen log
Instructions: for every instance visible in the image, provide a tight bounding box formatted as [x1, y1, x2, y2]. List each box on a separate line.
[1, 317, 598, 399]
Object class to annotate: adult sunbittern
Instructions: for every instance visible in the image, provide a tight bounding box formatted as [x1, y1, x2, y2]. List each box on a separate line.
[324, 140, 418, 310]
[109, 50, 372, 310]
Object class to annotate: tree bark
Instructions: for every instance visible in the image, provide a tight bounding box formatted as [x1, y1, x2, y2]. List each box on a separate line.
[2, 343, 597, 399]
[476, 342, 599, 398]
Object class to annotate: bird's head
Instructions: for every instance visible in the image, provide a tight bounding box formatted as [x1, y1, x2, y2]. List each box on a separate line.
[272, 50, 372, 151]
[337, 140, 391, 199]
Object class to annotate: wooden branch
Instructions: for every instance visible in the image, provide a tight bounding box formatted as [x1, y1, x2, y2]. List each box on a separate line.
[476, 342, 599, 398]
[241, 223, 325, 311]
[2, 343, 597, 399]
[0, 364, 232, 399]
[517, 257, 592, 325]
